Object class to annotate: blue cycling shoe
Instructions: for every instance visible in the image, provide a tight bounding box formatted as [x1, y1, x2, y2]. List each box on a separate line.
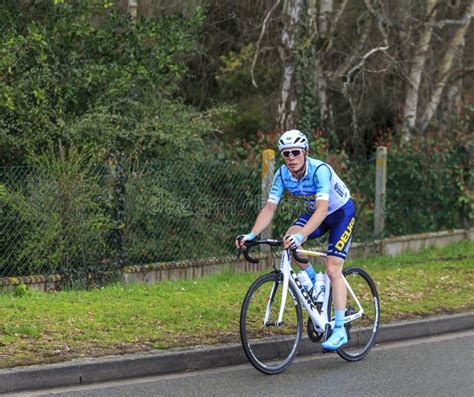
[321, 326, 348, 350]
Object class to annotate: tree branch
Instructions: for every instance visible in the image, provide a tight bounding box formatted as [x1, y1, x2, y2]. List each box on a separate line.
[449, 65, 474, 83]
[431, 14, 474, 28]
[333, 0, 350, 29]
[343, 45, 389, 94]
[326, 0, 350, 52]
[251, 0, 281, 88]
[363, 0, 389, 46]
[329, 14, 373, 81]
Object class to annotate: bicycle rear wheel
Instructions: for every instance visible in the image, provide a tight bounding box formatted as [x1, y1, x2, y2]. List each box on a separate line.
[337, 266, 380, 361]
[240, 272, 303, 374]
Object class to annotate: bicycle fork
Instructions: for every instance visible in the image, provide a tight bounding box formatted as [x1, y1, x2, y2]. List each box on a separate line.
[263, 251, 291, 326]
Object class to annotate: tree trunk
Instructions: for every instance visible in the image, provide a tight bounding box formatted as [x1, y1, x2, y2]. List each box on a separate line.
[315, 57, 331, 126]
[439, 39, 464, 134]
[402, 0, 438, 141]
[277, 0, 304, 130]
[318, 0, 333, 37]
[314, 0, 334, 126]
[419, 2, 474, 132]
[128, 0, 138, 21]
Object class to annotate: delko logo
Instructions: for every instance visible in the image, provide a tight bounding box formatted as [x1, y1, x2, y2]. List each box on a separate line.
[335, 217, 355, 250]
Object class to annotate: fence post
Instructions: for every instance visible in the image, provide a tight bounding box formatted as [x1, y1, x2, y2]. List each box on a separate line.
[261, 149, 275, 252]
[461, 142, 473, 229]
[374, 146, 387, 238]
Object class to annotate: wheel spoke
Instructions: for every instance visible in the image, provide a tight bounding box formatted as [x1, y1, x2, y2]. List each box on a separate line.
[336, 267, 380, 361]
[240, 273, 302, 374]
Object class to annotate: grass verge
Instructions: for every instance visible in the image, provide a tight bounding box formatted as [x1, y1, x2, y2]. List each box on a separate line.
[0, 240, 473, 368]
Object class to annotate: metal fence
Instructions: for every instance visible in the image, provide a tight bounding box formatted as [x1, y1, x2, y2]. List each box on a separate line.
[0, 160, 262, 278]
[0, 149, 470, 279]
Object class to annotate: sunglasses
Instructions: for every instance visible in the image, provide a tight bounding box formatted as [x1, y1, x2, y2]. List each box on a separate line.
[281, 149, 304, 158]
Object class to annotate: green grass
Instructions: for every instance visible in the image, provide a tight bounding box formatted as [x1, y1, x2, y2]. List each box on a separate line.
[0, 240, 473, 368]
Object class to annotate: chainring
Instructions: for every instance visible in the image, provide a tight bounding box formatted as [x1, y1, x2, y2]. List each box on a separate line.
[306, 317, 324, 342]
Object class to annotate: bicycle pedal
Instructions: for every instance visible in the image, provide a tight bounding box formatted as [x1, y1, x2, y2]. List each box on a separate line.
[322, 348, 336, 354]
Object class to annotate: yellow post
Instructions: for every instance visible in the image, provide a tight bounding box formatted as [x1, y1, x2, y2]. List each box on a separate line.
[262, 149, 275, 181]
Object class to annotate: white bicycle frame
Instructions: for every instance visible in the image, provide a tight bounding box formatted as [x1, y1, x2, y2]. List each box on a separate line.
[267, 248, 365, 334]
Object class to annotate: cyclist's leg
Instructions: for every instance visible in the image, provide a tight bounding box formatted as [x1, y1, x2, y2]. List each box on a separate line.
[320, 200, 356, 350]
[326, 255, 346, 311]
[320, 254, 348, 349]
[324, 200, 356, 302]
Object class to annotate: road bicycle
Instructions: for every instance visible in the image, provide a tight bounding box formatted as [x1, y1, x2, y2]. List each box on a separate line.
[239, 239, 380, 374]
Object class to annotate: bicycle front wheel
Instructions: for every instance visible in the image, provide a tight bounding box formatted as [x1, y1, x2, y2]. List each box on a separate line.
[240, 272, 303, 374]
[337, 266, 380, 361]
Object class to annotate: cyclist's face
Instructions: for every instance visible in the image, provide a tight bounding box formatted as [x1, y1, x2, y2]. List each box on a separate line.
[282, 147, 306, 172]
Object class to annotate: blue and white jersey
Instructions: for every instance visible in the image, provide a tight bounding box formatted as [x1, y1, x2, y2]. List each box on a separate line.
[267, 157, 351, 215]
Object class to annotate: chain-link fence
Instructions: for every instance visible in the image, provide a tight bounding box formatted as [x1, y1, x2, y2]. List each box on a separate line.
[0, 164, 114, 285]
[0, 160, 262, 279]
[123, 160, 260, 266]
[0, 149, 470, 280]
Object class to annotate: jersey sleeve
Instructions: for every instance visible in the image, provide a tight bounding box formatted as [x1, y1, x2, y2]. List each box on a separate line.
[313, 164, 332, 201]
[267, 168, 285, 204]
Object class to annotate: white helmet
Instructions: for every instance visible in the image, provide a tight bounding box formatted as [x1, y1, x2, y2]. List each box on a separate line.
[278, 129, 309, 152]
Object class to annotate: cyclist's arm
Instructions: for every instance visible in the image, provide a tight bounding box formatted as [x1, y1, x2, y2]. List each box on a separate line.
[250, 201, 277, 236]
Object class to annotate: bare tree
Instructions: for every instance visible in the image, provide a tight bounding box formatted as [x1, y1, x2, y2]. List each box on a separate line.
[317, 0, 389, 141]
[402, 0, 439, 141]
[128, 0, 138, 21]
[312, 0, 349, 126]
[251, 0, 281, 88]
[277, 0, 304, 130]
[197, 1, 473, 150]
[419, 1, 474, 132]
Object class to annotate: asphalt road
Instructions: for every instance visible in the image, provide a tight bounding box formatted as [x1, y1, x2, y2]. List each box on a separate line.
[9, 330, 474, 397]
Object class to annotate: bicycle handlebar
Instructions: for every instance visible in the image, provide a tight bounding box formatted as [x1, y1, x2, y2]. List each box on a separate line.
[237, 238, 308, 264]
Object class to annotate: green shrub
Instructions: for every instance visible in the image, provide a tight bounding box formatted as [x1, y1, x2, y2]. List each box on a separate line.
[386, 142, 471, 236]
[0, 1, 203, 165]
[0, 146, 111, 286]
[63, 98, 216, 162]
[124, 160, 260, 263]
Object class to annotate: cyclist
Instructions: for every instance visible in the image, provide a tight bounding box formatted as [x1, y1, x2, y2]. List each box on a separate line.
[236, 129, 355, 350]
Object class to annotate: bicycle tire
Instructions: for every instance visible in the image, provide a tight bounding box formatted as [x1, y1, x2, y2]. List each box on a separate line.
[336, 266, 380, 361]
[240, 272, 303, 374]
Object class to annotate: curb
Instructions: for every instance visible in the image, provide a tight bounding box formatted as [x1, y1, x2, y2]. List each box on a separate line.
[1, 311, 473, 393]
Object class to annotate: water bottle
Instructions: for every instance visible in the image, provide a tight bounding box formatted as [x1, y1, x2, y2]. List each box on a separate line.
[297, 271, 313, 292]
[313, 272, 325, 303]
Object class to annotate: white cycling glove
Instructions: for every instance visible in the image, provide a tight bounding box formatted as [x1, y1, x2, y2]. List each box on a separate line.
[284, 233, 305, 249]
